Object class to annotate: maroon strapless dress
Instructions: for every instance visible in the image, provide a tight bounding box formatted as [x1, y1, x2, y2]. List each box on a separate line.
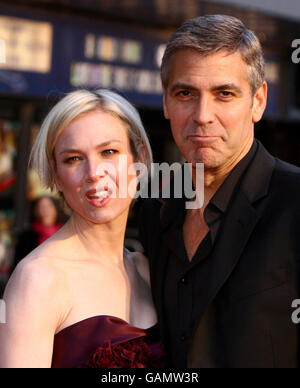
[51, 315, 165, 368]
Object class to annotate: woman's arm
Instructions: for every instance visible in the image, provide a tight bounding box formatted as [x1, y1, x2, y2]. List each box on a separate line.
[0, 257, 65, 368]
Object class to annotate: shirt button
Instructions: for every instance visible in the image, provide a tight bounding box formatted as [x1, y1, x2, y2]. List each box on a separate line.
[180, 335, 187, 341]
[181, 277, 187, 284]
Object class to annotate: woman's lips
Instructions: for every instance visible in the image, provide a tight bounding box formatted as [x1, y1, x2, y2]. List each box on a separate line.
[85, 187, 112, 207]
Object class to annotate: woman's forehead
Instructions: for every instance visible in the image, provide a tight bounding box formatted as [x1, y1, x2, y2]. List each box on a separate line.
[56, 110, 130, 150]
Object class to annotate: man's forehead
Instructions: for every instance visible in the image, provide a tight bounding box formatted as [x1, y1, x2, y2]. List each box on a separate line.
[166, 49, 250, 89]
[169, 49, 246, 71]
[170, 47, 244, 62]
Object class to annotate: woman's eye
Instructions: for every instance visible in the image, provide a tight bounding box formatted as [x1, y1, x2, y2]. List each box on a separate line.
[64, 156, 81, 163]
[102, 149, 118, 156]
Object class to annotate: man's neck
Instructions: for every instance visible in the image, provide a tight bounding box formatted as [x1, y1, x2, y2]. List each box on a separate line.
[193, 139, 254, 209]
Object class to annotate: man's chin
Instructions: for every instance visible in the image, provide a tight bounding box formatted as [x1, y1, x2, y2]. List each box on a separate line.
[188, 150, 220, 169]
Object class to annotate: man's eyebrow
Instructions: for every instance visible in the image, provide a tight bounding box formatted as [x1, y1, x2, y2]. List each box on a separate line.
[212, 83, 243, 94]
[58, 140, 122, 155]
[169, 82, 243, 95]
[169, 82, 195, 94]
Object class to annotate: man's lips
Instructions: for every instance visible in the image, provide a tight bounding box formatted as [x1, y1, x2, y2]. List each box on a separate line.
[187, 135, 220, 144]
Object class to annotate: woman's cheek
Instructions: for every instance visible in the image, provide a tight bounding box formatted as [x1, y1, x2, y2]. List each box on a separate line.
[114, 155, 136, 199]
[57, 168, 80, 197]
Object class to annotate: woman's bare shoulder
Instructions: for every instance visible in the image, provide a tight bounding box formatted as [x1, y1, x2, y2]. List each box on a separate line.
[5, 253, 64, 305]
[0, 248, 69, 367]
[4, 241, 70, 321]
[13, 235, 69, 280]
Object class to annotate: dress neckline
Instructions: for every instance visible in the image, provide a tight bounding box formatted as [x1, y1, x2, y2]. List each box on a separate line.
[55, 314, 154, 337]
[52, 314, 163, 368]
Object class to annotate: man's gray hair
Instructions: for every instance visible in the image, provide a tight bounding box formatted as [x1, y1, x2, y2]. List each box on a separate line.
[161, 14, 265, 95]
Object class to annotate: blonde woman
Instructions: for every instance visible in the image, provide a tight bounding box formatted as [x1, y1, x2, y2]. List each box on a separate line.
[0, 89, 164, 368]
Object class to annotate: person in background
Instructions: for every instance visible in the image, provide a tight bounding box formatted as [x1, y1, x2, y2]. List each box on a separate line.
[0, 89, 164, 368]
[0, 125, 16, 293]
[0, 126, 14, 189]
[0, 126, 15, 207]
[139, 14, 300, 368]
[12, 196, 66, 272]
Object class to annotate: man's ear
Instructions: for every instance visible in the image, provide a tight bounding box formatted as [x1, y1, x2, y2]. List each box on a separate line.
[252, 81, 268, 123]
[162, 85, 169, 120]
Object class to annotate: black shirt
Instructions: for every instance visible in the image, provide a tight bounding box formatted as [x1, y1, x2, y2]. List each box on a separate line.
[162, 141, 258, 367]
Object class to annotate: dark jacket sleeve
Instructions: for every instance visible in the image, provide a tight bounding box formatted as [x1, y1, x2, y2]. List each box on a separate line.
[138, 198, 162, 258]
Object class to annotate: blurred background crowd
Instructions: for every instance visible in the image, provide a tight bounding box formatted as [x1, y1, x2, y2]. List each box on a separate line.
[0, 0, 300, 296]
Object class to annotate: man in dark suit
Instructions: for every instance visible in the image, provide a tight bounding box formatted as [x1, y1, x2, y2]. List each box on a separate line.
[139, 15, 300, 368]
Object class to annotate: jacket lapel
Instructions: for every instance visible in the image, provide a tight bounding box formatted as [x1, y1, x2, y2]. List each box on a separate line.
[195, 141, 276, 320]
[199, 191, 260, 317]
[151, 195, 185, 339]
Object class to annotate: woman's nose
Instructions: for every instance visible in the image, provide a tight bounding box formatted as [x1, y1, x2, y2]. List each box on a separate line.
[85, 159, 116, 183]
[85, 159, 105, 183]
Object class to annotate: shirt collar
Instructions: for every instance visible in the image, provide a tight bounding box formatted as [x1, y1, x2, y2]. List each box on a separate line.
[208, 140, 258, 213]
[159, 139, 258, 228]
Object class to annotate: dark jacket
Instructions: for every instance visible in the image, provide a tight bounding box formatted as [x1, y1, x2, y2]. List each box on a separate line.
[139, 140, 300, 368]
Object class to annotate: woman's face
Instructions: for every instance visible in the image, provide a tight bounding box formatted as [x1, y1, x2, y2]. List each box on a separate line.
[53, 110, 137, 225]
[35, 197, 58, 226]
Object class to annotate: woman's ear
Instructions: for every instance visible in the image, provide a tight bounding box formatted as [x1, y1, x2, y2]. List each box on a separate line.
[50, 158, 63, 192]
[138, 144, 147, 166]
[132, 144, 149, 191]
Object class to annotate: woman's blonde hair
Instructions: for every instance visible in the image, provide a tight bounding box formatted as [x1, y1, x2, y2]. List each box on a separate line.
[30, 89, 153, 193]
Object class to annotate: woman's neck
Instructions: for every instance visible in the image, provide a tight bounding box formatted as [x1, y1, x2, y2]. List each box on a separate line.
[63, 211, 129, 265]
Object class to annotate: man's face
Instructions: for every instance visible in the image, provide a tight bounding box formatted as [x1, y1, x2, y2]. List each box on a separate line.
[163, 49, 267, 172]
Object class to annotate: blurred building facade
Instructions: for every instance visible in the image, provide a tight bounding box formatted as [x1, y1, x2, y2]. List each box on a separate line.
[0, 0, 299, 279]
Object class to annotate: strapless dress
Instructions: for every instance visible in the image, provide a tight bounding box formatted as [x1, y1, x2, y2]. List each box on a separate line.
[51, 315, 165, 368]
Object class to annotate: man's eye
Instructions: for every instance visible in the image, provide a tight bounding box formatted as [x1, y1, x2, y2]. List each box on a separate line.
[176, 90, 191, 97]
[219, 91, 233, 97]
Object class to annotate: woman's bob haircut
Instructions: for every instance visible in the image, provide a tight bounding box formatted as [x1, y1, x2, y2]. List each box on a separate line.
[30, 89, 153, 193]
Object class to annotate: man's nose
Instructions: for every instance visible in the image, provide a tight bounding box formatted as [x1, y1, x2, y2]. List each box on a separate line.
[192, 95, 215, 125]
